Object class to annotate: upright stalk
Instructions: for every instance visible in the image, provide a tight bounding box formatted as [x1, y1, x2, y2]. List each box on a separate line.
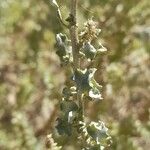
[69, 0, 84, 121]
[69, 0, 79, 68]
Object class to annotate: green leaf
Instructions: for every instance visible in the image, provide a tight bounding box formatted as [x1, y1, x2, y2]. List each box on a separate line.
[56, 100, 78, 135]
[82, 42, 97, 60]
[55, 33, 67, 56]
[55, 33, 71, 63]
[73, 69, 91, 92]
[90, 77, 102, 90]
[62, 86, 76, 98]
[88, 69, 103, 100]
[80, 121, 111, 149]
[56, 118, 72, 136]
[89, 88, 103, 100]
[60, 100, 78, 114]
[73, 68, 102, 100]
[87, 121, 109, 143]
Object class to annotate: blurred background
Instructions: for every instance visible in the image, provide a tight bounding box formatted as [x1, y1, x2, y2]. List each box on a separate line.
[0, 0, 149, 149]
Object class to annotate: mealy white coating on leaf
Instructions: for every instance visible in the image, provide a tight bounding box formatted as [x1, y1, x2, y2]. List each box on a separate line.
[68, 111, 73, 123]
[89, 88, 103, 99]
[68, 111, 77, 123]
[56, 34, 63, 45]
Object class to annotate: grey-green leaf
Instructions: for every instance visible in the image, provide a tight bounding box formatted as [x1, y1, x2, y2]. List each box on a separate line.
[56, 118, 72, 136]
[87, 121, 109, 142]
[82, 42, 97, 60]
[73, 69, 91, 92]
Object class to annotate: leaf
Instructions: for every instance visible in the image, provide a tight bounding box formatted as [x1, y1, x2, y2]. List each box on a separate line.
[62, 86, 76, 98]
[73, 69, 91, 92]
[60, 100, 78, 114]
[55, 33, 67, 56]
[56, 118, 72, 136]
[55, 33, 71, 63]
[88, 68, 103, 100]
[56, 100, 78, 135]
[82, 42, 97, 60]
[80, 121, 111, 149]
[72, 68, 102, 100]
[87, 121, 109, 143]
[89, 88, 103, 100]
[90, 77, 102, 90]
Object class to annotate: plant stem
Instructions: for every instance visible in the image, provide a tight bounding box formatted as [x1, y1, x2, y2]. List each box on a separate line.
[69, 0, 84, 121]
[69, 0, 79, 69]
